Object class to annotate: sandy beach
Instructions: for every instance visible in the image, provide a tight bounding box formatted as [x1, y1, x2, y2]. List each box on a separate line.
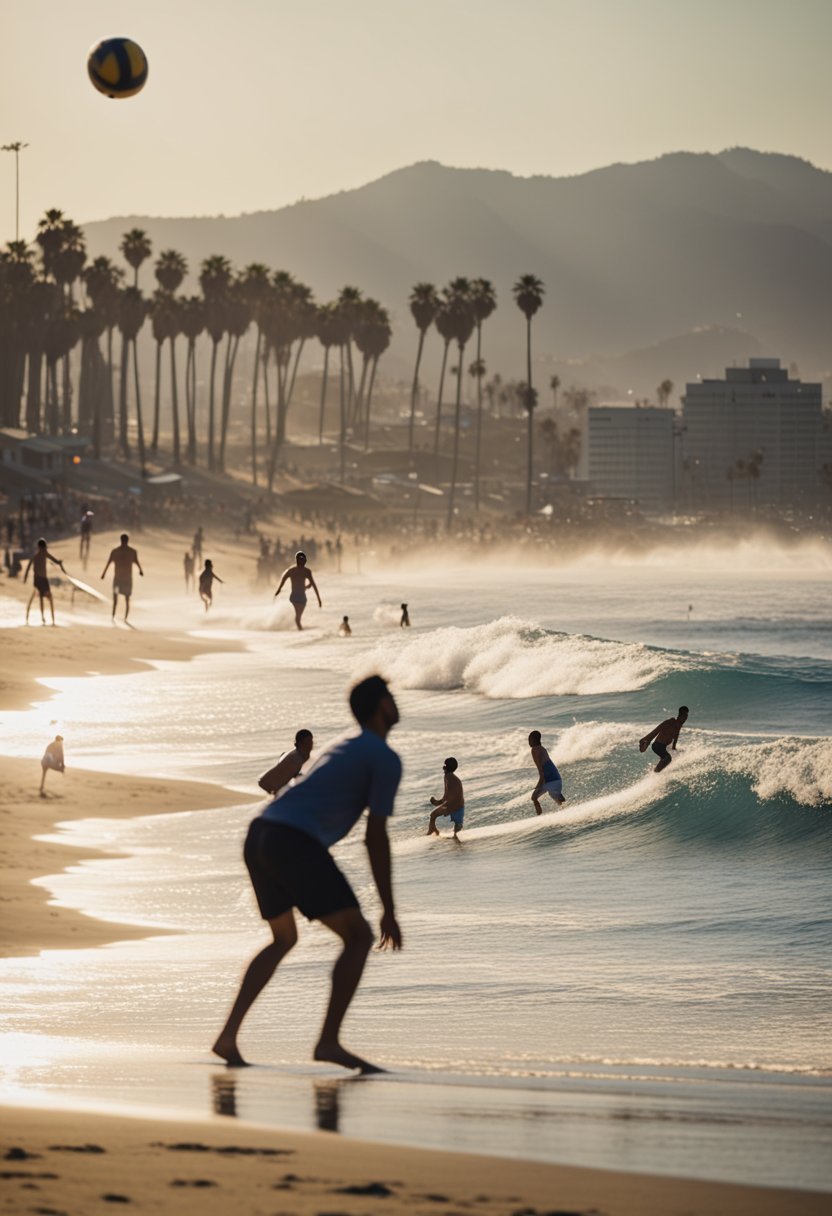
[2, 1103, 829, 1216]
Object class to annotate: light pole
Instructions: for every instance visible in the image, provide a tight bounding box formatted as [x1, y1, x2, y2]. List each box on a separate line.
[1, 141, 29, 242]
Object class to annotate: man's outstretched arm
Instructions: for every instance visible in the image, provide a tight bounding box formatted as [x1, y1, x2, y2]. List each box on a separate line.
[365, 814, 401, 950]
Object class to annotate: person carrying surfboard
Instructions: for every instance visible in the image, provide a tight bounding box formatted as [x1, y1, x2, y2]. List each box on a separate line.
[23, 538, 65, 626]
[639, 707, 689, 772]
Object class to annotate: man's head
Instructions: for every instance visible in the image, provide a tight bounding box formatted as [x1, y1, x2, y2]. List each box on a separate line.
[296, 551, 307, 566]
[120, 533, 129, 544]
[443, 757, 458, 774]
[528, 730, 542, 747]
[678, 706, 689, 722]
[55, 735, 63, 742]
[294, 728, 313, 759]
[349, 674, 399, 734]
[36, 538, 46, 550]
[205, 559, 213, 568]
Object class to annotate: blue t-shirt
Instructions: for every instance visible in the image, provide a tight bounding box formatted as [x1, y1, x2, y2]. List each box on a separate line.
[261, 728, 402, 848]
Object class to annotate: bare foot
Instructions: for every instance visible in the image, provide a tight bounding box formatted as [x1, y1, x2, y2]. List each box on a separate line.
[211, 1038, 249, 1067]
[314, 1041, 386, 1075]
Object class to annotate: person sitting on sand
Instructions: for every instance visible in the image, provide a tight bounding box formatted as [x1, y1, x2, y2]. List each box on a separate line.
[198, 559, 223, 611]
[639, 706, 689, 772]
[528, 731, 566, 815]
[212, 674, 403, 1074]
[258, 729, 314, 796]
[40, 734, 65, 796]
[101, 534, 143, 623]
[427, 757, 465, 837]
[274, 551, 322, 631]
[24, 538, 65, 626]
[400, 603, 410, 628]
[339, 615, 352, 637]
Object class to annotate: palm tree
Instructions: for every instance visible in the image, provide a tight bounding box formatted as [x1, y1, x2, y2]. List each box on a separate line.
[0, 243, 34, 427]
[155, 249, 187, 295]
[217, 280, 251, 471]
[52, 222, 87, 429]
[285, 280, 317, 409]
[149, 291, 170, 453]
[657, 378, 674, 408]
[549, 373, 561, 410]
[180, 296, 204, 464]
[513, 273, 545, 514]
[120, 229, 152, 288]
[82, 255, 123, 452]
[240, 263, 271, 485]
[432, 300, 455, 456]
[116, 286, 148, 458]
[155, 250, 187, 464]
[444, 285, 476, 530]
[470, 278, 496, 508]
[407, 283, 438, 453]
[199, 255, 232, 470]
[352, 301, 391, 450]
[336, 285, 362, 425]
[315, 303, 340, 444]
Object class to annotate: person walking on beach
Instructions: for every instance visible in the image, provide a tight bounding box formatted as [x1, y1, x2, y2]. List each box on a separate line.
[400, 603, 410, 628]
[529, 731, 566, 814]
[212, 674, 403, 1073]
[39, 734, 65, 795]
[427, 757, 465, 837]
[24, 538, 65, 625]
[258, 729, 314, 796]
[101, 534, 143, 622]
[274, 551, 322, 630]
[339, 615, 352, 637]
[79, 509, 93, 568]
[198, 559, 223, 611]
[183, 550, 194, 592]
[639, 706, 689, 772]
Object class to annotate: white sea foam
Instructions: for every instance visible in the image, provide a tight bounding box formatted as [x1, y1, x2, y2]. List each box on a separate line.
[359, 616, 676, 698]
[373, 601, 405, 627]
[205, 602, 299, 631]
[725, 737, 832, 807]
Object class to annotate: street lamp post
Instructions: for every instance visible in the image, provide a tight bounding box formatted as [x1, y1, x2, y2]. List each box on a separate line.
[1, 141, 29, 242]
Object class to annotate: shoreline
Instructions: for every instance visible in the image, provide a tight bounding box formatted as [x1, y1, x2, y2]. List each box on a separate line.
[1, 1102, 829, 1216]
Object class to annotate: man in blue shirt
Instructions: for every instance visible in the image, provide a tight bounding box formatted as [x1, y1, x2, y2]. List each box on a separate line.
[212, 675, 403, 1074]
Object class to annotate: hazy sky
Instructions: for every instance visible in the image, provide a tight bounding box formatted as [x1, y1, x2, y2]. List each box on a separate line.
[2, 0, 831, 245]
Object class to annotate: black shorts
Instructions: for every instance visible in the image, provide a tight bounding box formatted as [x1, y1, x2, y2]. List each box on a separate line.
[244, 819, 359, 923]
[34, 575, 51, 595]
[651, 742, 671, 761]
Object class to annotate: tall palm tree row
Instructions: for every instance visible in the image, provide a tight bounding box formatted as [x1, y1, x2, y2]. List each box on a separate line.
[407, 283, 438, 454]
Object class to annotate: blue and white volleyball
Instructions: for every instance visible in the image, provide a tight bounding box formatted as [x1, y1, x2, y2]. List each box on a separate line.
[87, 37, 148, 100]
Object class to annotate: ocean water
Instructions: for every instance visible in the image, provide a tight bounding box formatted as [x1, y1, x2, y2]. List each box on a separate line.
[1, 553, 831, 1189]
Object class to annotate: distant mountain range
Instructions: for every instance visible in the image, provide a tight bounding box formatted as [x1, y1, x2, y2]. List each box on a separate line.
[83, 148, 832, 395]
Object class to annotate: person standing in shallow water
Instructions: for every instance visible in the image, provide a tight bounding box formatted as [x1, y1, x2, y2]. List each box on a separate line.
[274, 550, 322, 630]
[427, 757, 465, 837]
[24, 538, 65, 625]
[101, 533, 143, 622]
[212, 675, 403, 1074]
[400, 603, 410, 628]
[528, 731, 566, 814]
[198, 559, 223, 611]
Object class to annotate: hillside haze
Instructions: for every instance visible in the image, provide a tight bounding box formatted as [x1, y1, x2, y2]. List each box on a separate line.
[83, 149, 832, 388]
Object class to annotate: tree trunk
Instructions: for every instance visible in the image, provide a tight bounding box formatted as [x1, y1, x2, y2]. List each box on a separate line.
[318, 344, 330, 444]
[61, 352, 72, 431]
[355, 354, 369, 442]
[433, 339, 449, 457]
[133, 337, 146, 471]
[525, 316, 533, 516]
[250, 327, 261, 486]
[219, 333, 239, 471]
[208, 338, 218, 471]
[474, 323, 483, 510]
[104, 327, 115, 444]
[364, 356, 379, 452]
[446, 340, 466, 531]
[151, 342, 162, 451]
[170, 336, 181, 466]
[339, 344, 346, 485]
[408, 328, 426, 455]
[26, 347, 43, 433]
[262, 343, 272, 447]
[286, 337, 305, 406]
[118, 331, 130, 456]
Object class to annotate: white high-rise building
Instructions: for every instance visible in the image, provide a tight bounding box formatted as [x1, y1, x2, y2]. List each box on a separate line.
[681, 359, 826, 510]
[585, 405, 675, 511]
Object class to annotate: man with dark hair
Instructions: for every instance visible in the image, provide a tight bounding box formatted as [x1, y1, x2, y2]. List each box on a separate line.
[258, 729, 314, 796]
[427, 756, 465, 836]
[213, 675, 402, 1073]
[274, 551, 322, 630]
[528, 730, 566, 814]
[24, 538, 65, 625]
[101, 533, 143, 622]
[640, 706, 689, 772]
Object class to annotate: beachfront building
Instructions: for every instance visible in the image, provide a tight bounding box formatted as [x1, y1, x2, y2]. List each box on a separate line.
[585, 404, 675, 511]
[680, 359, 826, 511]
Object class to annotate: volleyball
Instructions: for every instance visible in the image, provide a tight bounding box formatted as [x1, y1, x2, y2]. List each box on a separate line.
[87, 37, 148, 99]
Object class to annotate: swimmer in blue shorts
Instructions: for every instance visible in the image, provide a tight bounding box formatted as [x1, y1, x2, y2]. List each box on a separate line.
[529, 731, 566, 814]
[274, 551, 322, 631]
[427, 757, 465, 837]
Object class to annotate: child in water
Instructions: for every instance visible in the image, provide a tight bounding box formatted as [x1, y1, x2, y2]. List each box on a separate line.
[339, 615, 352, 636]
[199, 559, 223, 611]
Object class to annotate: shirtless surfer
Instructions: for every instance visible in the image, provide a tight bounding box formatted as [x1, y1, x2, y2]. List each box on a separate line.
[427, 757, 465, 837]
[24, 538, 66, 625]
[198, 559, 223, 611]
[529, 731, 565, 814]
[101, 534, 143, 622]
[258, 729, 314, 796]
[274, 551, 322, 630]
[639, 707, 689, 772]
